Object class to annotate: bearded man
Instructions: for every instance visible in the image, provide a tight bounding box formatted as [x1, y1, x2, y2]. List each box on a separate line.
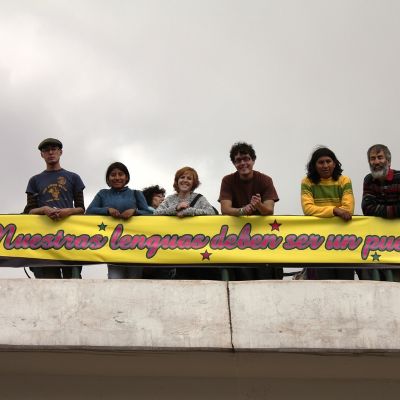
[361, 144, 400, 281]
[362, 144, 400, 218]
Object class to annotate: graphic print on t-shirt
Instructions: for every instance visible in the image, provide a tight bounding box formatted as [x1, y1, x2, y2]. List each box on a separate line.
[43, 176, 68, 202]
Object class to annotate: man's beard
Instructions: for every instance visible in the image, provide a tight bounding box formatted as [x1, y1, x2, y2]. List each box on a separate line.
[370, 164, 389, 179]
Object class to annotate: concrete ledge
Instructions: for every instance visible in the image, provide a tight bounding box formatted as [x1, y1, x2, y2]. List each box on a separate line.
[1, 280, 400, 353]
[0, 280, 231, 350]
[229, 280, 400, 351]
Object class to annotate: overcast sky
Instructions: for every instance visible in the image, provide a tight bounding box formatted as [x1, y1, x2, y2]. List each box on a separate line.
[1, 0, 399, 278]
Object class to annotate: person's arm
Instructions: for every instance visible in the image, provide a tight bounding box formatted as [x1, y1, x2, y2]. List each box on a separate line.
[335, 177, 354, 221]
[253, 199, 275, 216]
[154, 195, 178, 216]
[362, 174, 400, 218]
[119, 190, 153, 219]
[25, 193, 60, 217]
[363, 194, 400, 218]
[301, 178, 353, 221]
[28, 206, 57, 216]
[56, 207, 84, 218]
[179, 195, 215, 216]
[134, 190, 153, 216]
[340, 188, 355, 214]
[55, 190, 85, 218]
[219, 176, 254, 216]
[86, 191, 109, 216]
[332, 207, 352, 221]
[256, 175, 278, 216]
[25, 179, 53, 216]
[24, 193, 39, 214]
[74, 190, 85, 211]
[249, 193, 275, 215]
[220, 199, 254, 216]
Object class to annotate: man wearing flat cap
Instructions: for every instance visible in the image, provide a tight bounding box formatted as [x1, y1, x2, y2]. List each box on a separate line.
[24, 138, 85, 279]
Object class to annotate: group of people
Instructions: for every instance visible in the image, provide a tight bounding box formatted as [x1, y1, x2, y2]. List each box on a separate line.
[24, 138, 400, 281]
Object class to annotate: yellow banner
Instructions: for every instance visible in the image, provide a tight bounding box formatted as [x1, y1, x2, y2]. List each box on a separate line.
[0, 215, 399, 265]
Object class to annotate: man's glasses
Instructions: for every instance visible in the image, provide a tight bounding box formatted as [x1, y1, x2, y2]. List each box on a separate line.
[234, 156, 252, 165]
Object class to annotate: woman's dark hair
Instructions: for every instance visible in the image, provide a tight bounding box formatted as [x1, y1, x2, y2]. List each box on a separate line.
[306, 147, 343, 183]
[105, 162, 130, 186]
[229, 142, 256, 163]
[142, 185, 166, 205]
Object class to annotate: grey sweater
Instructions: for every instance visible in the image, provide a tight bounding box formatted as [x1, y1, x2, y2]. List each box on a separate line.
[154, 192, 215, 216]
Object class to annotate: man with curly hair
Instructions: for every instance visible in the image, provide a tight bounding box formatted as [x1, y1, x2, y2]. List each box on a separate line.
[219, 142, 282, 280]
[219, 142, 279, 216]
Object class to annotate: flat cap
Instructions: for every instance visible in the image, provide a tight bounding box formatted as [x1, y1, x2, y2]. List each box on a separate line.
[38, 138, 63, 151]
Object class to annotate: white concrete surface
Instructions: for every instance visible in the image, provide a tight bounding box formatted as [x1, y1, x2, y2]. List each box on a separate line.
[0, 280, 231, 349]
[229, 280, 400, 351]
[2, 279, 400, 352]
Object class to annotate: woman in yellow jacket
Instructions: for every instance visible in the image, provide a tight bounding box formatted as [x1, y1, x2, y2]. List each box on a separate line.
[301, 147, 355, 280]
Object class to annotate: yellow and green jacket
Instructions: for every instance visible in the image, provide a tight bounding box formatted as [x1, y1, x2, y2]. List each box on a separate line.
[301, 175, 354, 218]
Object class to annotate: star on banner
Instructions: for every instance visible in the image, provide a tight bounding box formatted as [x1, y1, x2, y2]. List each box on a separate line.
[269, 219, 281, 231]
[371, 252, 381, 262]
[98, 222, 107, 231]
[201, 250, 212, 261]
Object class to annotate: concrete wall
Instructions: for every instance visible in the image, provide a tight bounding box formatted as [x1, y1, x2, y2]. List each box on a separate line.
[230, 280, 400, 351]
[0, 280, 230, 349]
[1, 279, 400, 399]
